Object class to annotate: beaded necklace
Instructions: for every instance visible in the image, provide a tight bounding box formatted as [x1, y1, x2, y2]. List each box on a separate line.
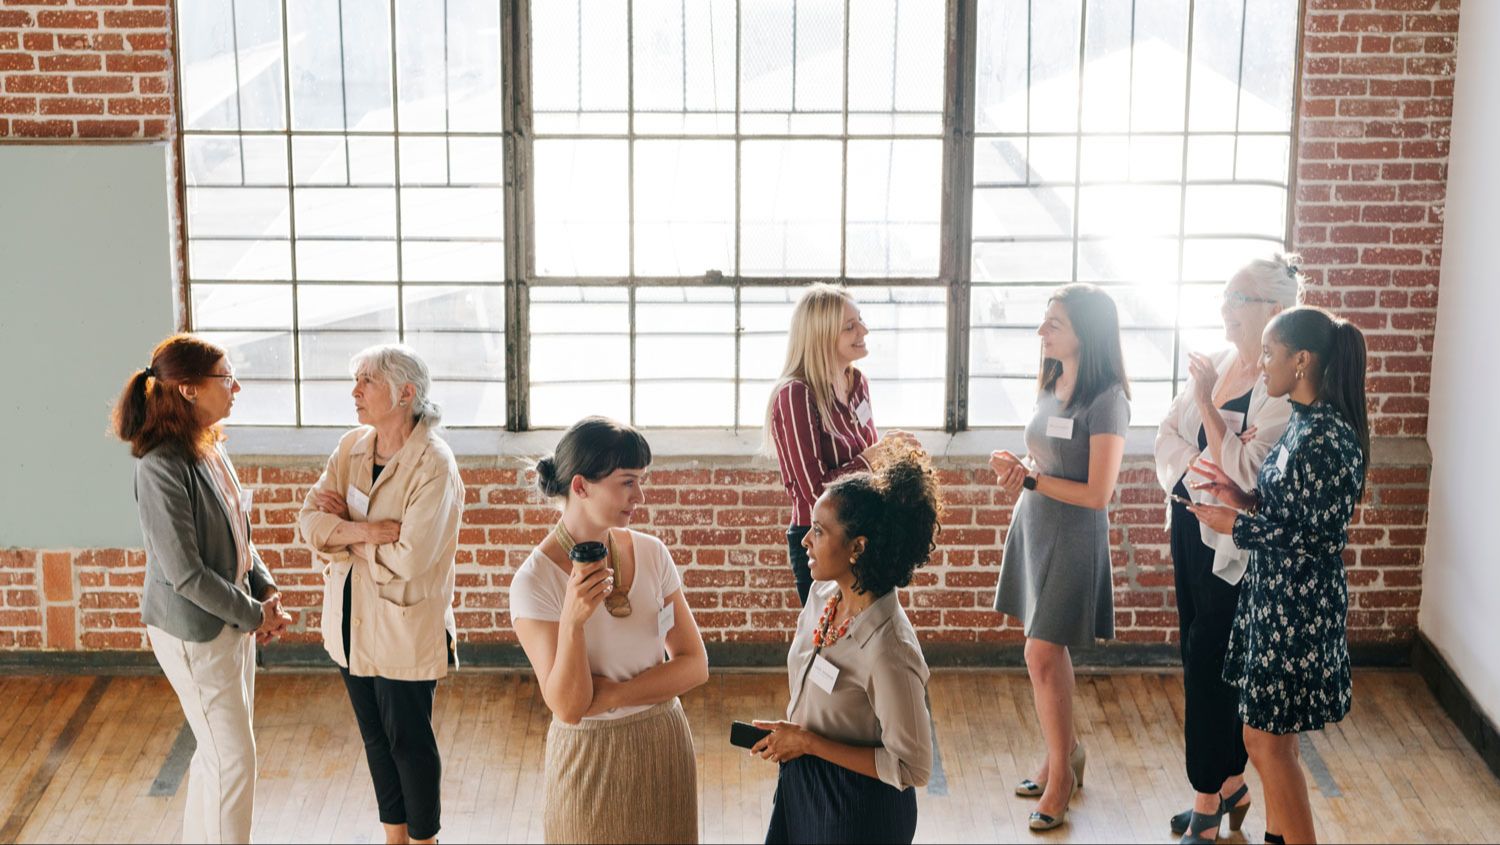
[812, 591, 867, 649]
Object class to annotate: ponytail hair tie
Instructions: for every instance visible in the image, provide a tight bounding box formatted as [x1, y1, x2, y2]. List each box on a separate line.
[1286, 264, 1300, 278]
[143, 366, 156, 378]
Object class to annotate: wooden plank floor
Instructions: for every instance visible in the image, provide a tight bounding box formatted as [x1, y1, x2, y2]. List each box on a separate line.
[1, 669, 1496, 843]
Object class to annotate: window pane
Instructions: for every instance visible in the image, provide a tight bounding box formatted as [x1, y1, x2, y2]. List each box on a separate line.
[430, 381, 507, 426]
[632, 0, 737, 135]
[633, 141, 736, 276]
[740, 0, 844, 135]
[227, 380, 296, 425]
[635, 288, 736, 427]
[302, 380, 364, 426]
[975, 0, 1029, 133]
[846, 140, 941, 277]
[534, 140, 629, 276]
[531, 0, 629, 134]
[406, 332, 505, 381]
[187, 188, 290, 239]
[298, 285, 399, 330]
[529, 287, 630, 426]
[300, 331, 398, 379]
[403, 285, 505, 330]
[190, 240, 291, 281]
[852, 287, 945, 428]
[740, 140, 842, 276]
[196, 330, 295, 380]
[1187, 0, 1245, 133]
[847, 0, 944, 135]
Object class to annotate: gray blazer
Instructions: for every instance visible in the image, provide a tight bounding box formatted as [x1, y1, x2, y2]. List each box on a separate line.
[135, 442, 277, 642]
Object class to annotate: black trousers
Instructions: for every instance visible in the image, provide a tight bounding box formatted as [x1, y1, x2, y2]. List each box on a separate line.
[1171, 493, 1249, 794]
[766, 755, 918, 845]
[340, 668, 442, 840]
[787, 525, 813, 607]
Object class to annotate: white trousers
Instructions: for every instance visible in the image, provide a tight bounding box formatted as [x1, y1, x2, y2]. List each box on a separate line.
[148, 623, 258, 844]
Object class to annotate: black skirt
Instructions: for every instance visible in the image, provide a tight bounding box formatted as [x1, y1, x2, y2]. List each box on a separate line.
[765, 755, 918, 845]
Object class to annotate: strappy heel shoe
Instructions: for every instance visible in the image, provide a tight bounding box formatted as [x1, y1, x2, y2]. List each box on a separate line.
[1027, 745, 1085, 832]
[1016, 741, 1085, 797]
[1179, 783, 1250, 844]
[1264, 834, 1285, 845]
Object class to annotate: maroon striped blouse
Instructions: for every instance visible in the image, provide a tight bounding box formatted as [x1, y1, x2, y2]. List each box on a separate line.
[770, 370, 880, 526]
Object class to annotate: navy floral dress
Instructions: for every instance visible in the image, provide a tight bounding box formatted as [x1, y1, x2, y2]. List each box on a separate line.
[1224, 400, 1365, 735]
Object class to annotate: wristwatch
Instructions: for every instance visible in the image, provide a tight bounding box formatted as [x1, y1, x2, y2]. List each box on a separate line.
[1022, 472, 1039, 491]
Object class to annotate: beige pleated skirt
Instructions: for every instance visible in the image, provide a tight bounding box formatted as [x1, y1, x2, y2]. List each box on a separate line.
[543, 697, 699, 844]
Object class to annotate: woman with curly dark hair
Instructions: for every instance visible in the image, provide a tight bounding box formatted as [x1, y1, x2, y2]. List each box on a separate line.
[749, 452, 942, 845]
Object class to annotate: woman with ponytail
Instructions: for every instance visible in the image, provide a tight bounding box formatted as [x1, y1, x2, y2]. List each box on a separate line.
[750, 452, 941, 845]
[113, 333, 290, 843]
[1188, 307, 1370, 845]
[299, 343, 463, 845]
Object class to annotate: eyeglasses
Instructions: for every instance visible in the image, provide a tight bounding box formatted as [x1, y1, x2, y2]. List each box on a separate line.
[207, 370, 238, 387]
[1222, 291, 1279, 310]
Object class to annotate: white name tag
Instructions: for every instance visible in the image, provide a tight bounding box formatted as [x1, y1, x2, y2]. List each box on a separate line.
[346, 484, 370, 521]
[855, 399, 873, 427]
[657, 602, 676, 639]
[1046, 416, 1075, 439]
[238, 488, 254, 516]
[1274, 446, 1290, 474]
[809, 653, 840, 694]
[1220, 410, 1246, 433]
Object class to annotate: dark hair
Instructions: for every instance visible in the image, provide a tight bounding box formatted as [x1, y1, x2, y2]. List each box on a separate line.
[535, 416, 653, 498]
[112, 333, 227, 459]
[823, 451, 943, 598]
[1039, 283, 1132, 409]
[1267, 306, 1371, 492]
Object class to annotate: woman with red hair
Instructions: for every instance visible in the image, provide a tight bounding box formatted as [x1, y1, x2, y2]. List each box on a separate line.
[113, 333, 291, 844]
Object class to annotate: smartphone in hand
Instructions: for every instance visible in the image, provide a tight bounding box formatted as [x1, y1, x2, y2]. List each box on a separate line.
[730, 721, 771, 749]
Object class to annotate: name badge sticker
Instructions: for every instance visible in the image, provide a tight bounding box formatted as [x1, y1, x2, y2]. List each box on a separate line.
[346, 484, 370, 521]
[238, 487, 254, 516]
[809, 654, 841, 694]
[1220, 410, 1246, 433]
[1274, 446, 1290, 474]
[1046, 416, 1075, 439]
[855, 399, 873, 427]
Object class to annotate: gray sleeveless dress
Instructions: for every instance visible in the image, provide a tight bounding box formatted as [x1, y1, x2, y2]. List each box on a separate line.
[994, 384, 1130, 648]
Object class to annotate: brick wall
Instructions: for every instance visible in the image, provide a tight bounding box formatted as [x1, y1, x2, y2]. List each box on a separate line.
[1295, 0, 1456, 438]
[0, 0, 174, 140]
[0, 0, 1452, 658]
[0, 455, 1432, 654]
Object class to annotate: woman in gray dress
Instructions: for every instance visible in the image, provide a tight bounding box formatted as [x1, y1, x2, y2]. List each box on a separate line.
[990, 283, 1131, 832]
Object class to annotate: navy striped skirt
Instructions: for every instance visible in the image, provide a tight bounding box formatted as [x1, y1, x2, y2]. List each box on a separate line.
[765, 755, 918, 845]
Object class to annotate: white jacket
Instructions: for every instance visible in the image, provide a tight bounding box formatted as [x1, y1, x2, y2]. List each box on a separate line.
[1154, 348, 1292, 584]
[299, 421, 463, 680]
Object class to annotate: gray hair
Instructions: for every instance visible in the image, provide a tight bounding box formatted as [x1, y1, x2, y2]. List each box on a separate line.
[1234, 252, 1304, 308]
[349, 343, 442, 425]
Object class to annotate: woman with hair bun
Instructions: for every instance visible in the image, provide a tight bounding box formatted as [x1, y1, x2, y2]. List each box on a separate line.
[750, 451, 942, 845]
[1189, 306, 1370, 845]
[511, 416, 708, 844]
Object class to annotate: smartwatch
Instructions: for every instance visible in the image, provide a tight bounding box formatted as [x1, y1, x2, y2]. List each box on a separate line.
[1022, 472, 1039, 491]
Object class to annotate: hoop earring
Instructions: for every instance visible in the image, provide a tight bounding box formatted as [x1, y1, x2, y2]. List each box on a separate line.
[1295, 368, 1305, 380]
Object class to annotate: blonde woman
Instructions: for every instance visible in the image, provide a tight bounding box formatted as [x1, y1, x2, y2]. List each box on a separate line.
[512, 417, 709, 844]
[766, 283, 918, 605]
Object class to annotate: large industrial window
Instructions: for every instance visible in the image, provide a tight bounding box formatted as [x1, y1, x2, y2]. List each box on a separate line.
[176, 0, 1300, 431]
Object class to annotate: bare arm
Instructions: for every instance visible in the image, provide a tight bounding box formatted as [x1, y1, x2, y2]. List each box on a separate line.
[512, 559, 612, 725]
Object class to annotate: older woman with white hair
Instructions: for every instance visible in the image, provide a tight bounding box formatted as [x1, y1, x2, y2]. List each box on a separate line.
[1154, 255, 1301, 845]
[298, 344, 464, 845]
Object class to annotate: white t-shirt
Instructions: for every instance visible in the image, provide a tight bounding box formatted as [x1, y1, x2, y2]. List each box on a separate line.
[510, 530, 685, 720]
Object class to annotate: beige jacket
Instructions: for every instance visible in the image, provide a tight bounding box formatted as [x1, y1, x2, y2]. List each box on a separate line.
[299, 421, 463, 681]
